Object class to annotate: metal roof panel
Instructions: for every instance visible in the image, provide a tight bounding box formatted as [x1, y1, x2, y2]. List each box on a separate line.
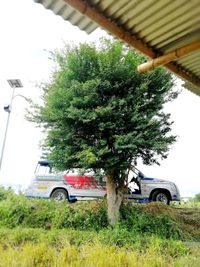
[34, 0, 200, 93]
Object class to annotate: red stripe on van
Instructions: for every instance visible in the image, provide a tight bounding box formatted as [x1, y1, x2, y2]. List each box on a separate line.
[63, 175, 98, 189]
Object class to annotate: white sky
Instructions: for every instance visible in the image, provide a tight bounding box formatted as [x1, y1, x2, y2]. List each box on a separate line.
[0, 0, 199, 196]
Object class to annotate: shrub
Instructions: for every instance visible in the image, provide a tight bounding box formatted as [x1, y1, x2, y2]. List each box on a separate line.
[0, 193, 108, 230]
[120, 202, 184, 239]
[51, 201, 108, 230]
[0, 189, 196, 239]
[194, 193, 200, 202]
[0, 186, 14, 201]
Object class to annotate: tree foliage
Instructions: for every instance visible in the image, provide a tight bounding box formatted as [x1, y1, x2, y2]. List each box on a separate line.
[32, 40, 177, 172]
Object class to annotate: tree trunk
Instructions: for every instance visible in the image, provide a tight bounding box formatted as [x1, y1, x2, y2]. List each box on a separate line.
[106, 174, 124, 226]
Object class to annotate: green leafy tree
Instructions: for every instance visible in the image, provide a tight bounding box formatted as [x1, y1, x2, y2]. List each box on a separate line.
[30, 40, 178, 225]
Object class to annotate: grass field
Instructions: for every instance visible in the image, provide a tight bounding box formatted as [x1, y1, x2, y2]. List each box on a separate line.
[0, 187, 199, 266]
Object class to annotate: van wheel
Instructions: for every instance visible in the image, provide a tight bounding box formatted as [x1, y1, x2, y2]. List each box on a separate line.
[51, 189, 68, 202]
[151, 190, 170, 205]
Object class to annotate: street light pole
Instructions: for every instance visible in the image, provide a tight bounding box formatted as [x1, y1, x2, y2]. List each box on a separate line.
[0, 79, 23, 170]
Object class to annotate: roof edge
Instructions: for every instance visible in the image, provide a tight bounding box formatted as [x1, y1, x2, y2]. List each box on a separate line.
[64, 0, 200, 89]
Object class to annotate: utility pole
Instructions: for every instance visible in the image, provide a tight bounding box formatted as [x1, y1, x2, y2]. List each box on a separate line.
[0, 79, 23, 170]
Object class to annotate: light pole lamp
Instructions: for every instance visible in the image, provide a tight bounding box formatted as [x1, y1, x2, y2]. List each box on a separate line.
[7, 79, 23, 89]
[0, 79, 23, 171]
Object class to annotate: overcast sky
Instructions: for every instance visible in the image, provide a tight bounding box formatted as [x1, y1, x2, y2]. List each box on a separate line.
[0, 0, 200, 196]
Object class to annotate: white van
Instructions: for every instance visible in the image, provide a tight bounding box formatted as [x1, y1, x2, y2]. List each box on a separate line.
[25, 160, 180, 204]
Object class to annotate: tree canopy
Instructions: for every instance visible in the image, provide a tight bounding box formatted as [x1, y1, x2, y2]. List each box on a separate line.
[30, 39, 178, 224]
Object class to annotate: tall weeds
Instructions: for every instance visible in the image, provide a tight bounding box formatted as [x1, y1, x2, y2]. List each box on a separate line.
[0, 187, 199, 266]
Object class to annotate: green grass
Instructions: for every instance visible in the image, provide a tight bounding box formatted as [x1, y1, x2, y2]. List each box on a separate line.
[0, 228, 199, 267]
[0, 228, 198, 267]
[172, 201, 200, 209]
[0, 186, 200, 266]
[0, 191, 194, 239]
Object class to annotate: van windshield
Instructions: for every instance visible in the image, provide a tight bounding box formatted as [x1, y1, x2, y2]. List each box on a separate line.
[35, 160, 52, 175]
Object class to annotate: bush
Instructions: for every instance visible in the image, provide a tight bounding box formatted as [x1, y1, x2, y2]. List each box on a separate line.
[0, 187, 196, 240]
[120, 202, 184, 239]
[0, 194, 54, 229]
[194, 193, 200, 202]
[51, 201, 108, 230]
[0, 191, 108, 230]
[0, 186, 14, 201]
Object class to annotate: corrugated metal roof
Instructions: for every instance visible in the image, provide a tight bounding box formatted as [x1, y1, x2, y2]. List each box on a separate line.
[34, 0, 98, 33]
[34, 0, 200, 94]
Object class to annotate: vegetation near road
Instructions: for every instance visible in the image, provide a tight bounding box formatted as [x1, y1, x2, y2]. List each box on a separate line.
[194, 193, 200, 202]
[0, 187, 200, 266]
[28, 39, 178, 225]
